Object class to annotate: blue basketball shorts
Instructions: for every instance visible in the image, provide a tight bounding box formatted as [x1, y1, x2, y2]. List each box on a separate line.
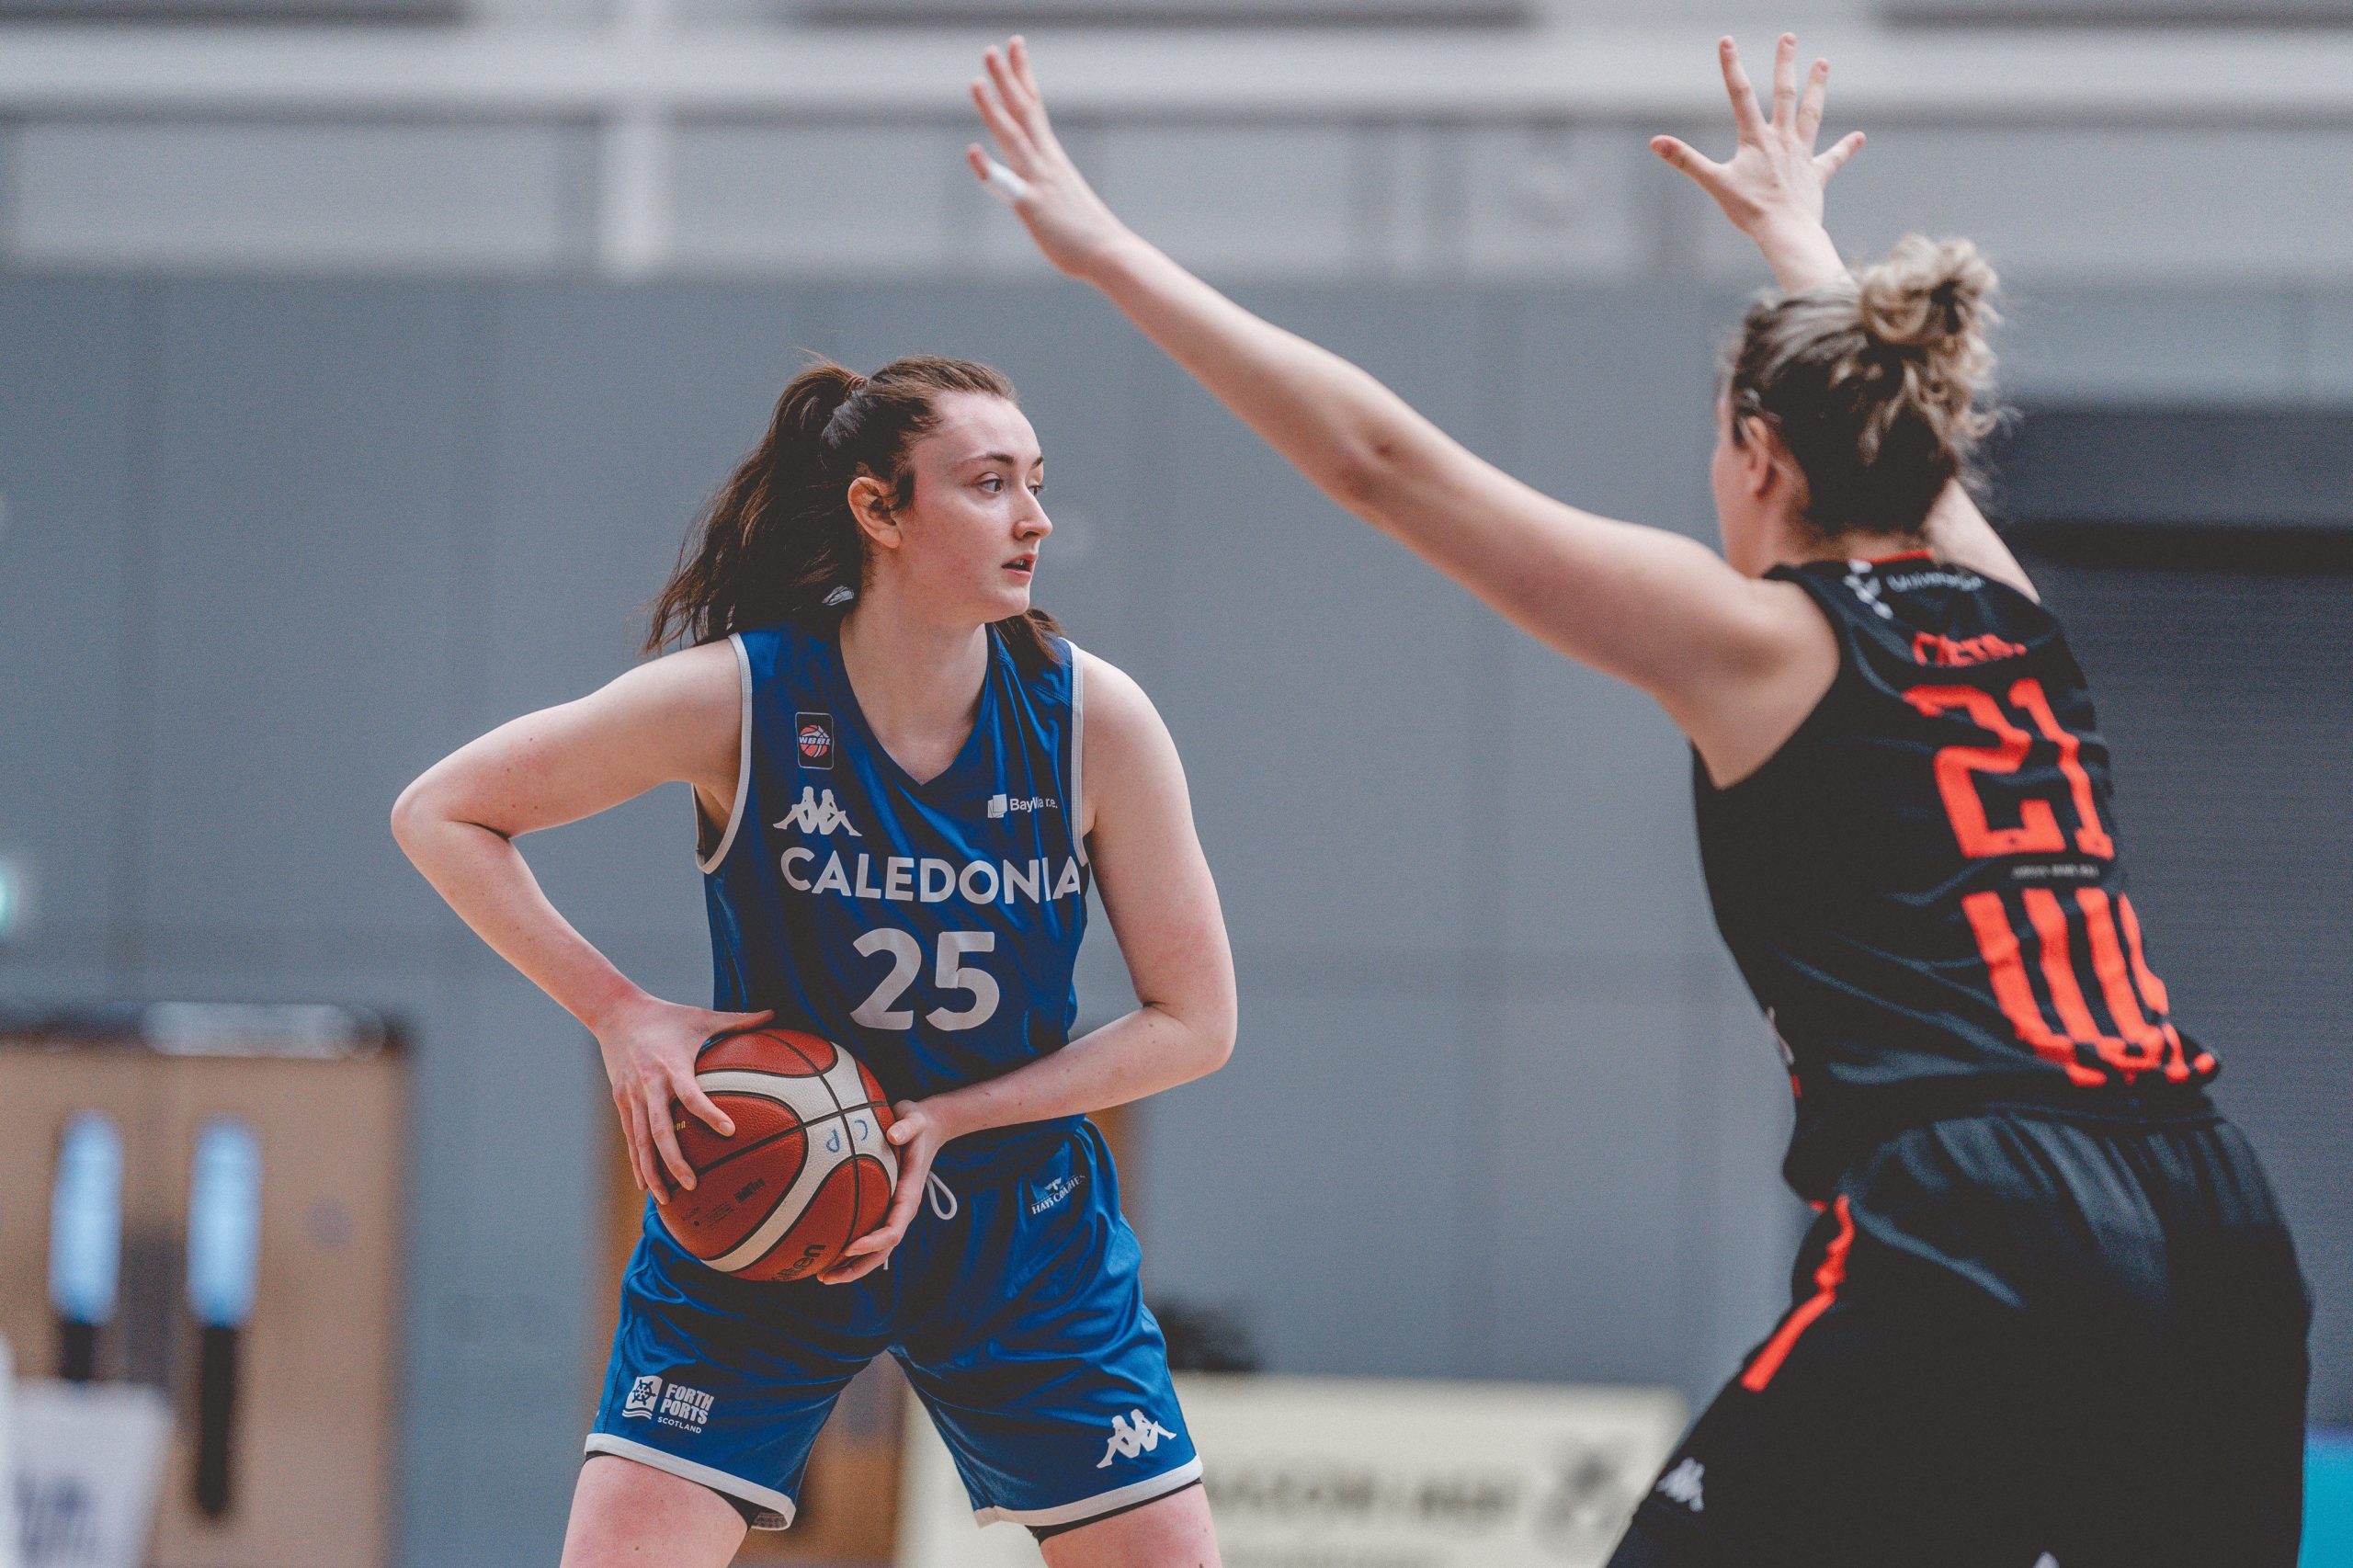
[585, 1119, 1199, 1533]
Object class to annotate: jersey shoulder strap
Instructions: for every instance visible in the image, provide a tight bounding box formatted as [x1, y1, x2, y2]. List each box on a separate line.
[1769, 553, 2067, 691]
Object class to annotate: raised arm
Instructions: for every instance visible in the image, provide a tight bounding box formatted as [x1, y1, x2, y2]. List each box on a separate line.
[823, 652, 1236, 1283]
[390, 641, 769, 1203]
[1654, 35, 2035, 600]
[966, 39, 1813, 722]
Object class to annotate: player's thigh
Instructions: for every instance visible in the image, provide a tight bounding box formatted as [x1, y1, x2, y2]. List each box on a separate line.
[901, 1129, 1201, 1526]
[1039, 1483, 1220, 1568]
[2047, 1123, 2312, 1568]
[1609, 1290, 2044, 1568]
[2050, 1311, 2309, 1564]
[562, 1452, 747, 1568]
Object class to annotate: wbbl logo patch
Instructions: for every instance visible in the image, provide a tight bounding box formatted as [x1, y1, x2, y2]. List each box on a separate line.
[795, 711, 835, 770]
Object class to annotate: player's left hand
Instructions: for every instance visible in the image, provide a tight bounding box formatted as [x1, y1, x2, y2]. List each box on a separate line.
[818, 1099, 949, 1285]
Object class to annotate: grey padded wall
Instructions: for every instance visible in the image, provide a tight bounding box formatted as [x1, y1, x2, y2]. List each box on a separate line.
[2025, 556, 2353, 1424]
[0, 280, 143, 997]
[3, 274, 2346, 1567]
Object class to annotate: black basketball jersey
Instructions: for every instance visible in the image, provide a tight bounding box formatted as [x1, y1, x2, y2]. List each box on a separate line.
[1694, 551, 2217, 1199]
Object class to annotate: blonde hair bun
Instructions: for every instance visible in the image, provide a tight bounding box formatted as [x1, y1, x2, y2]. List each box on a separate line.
[1724, 234, 2003, 538]
[1857, 235, 1997, 384]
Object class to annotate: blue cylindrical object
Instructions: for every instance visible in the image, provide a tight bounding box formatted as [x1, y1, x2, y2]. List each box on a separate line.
[48, 1111, 122, 1324]
[187, 1117, 262, 1328]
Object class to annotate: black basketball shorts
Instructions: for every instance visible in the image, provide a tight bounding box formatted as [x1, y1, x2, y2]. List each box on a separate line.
[1609, 1105, 2311, 1568]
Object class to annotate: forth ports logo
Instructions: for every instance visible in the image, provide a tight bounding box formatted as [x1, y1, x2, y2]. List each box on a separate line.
[1097, 1409, 1177, 1469]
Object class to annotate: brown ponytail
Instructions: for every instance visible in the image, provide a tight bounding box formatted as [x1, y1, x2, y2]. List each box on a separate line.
[645, 354, 1063, 669]
[1727, 234, 2001, 540]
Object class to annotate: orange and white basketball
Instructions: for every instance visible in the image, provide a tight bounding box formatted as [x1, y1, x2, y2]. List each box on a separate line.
[658, 1027, 898, 1283]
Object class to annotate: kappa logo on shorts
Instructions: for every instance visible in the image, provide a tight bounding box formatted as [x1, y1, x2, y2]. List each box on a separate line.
[776, 786, 860, 838]
[1096, 1409, 1177, 1470]
[1654, 1458, 1706, 1513]
[621, 1375, 663, 1420]
[655, 1382, 716, 1434]
[795, 711, 835, 770]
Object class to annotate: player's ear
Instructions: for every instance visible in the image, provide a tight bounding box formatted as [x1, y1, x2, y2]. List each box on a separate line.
[1743, 415, 1800, 506]
[847, 474, 904, 551]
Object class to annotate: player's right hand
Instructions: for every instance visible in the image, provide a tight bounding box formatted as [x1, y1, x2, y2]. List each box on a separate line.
[1648, 34, 1865, 250]
[591, 996, 771, 1204]
[967, 36, 1134, 281]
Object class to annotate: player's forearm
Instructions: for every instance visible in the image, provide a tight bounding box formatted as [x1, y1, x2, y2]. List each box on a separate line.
[1082, 233, 1457, 528]
[1750, 214, 1850, 294]
[392, 808, 649, 1034]
[1922, 481, 2039, 602]
[923, 999, 1233, 1141]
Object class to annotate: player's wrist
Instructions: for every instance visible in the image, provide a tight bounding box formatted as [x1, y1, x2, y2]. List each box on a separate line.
[578, 982, 658, 1044]
[1074, 227, 1156, 291]
[912, 1089, 983, 1144]
[1751, 216, 1847, 292]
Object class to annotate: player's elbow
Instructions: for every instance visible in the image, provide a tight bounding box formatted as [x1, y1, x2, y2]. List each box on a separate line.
[389, 771, 460, 863]
[1188, 995, 1239, 1079]
[388, 777, 431, 856]
[1199, 1021, 1236, 1077]
[1323, 430, 1409, 515]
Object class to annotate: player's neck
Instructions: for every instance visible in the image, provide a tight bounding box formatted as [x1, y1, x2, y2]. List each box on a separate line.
[836, 588, 991, 777]
[1780, 520, 1930, 570]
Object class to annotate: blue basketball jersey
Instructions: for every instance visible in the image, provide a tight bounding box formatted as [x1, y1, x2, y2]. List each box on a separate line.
[697, 621, 1091, 1176]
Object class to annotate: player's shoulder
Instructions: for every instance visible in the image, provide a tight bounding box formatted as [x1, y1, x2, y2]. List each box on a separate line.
[612, 635, 741, 713]
[1072, 646, 1165, 740]
[578, 638, 744, 788]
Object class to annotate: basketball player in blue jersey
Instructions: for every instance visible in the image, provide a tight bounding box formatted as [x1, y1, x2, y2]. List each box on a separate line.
[393, 355, 1234, 1564]
[972, 32, 2310, 1568]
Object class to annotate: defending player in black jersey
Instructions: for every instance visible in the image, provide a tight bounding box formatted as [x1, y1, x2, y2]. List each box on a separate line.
[968, 28, 2311, 1568]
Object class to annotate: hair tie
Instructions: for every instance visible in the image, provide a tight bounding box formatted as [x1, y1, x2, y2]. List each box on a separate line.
[818, 377, 867, 449]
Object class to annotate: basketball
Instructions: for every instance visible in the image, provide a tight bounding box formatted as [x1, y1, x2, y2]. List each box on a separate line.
[657, 1028, 899, 1282]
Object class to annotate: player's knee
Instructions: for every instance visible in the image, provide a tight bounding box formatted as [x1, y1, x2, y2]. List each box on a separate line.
[1035, 1481, 1216, 1568]
[563, 1454, 747, 1568]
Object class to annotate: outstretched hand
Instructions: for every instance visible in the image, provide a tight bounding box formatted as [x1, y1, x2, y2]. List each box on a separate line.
[1651, 34, 1863, 291]
[967, 37, 1134, 280]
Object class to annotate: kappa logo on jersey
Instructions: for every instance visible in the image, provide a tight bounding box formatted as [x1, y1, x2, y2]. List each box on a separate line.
[776, 786, 860, 838]
[621, 1375, 663, 1420]
[794, 710, 835, 770]
[1654, 1458, 1706, 1513]
[1096, 1409, 1178, 1469]
[987, 792, 1059, 820]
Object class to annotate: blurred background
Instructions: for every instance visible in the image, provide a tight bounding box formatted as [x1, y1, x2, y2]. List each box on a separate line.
[0, 0, 2348, 1564]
